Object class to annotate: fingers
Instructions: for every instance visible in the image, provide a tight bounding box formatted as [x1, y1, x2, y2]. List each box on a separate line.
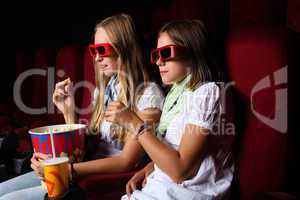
[56, 88, 68, 96]
[104, 110, 121, 123]
[125, 171, 146, 198]
[30, 162, 43, 178]
[30, 153, 48, 178]
[31, 156, 40, 168]
[53, 78, 73, 105]
[105, 101, 127, 115]
[130, 181, 137, 191]
[64, 81, 73, 95]
[30, 162, 38, 171]
[30, 162, 43, 179]
[31, 152, 47, 167]
[142, 178, 147, 187]
[104, 110, 115, 117]
[34, 152, 50, 160]
[105, 105, 115, 112]
[53, 90, 67, 102]
[55, 78, 72, 94]
[55, 78, 71, 89]
[104, 106, 118, 122]
[107, 101, 123, 107]
[126, 182, 132, 199]
[104, 114, 115, 123]
[107, 101, 126, 110]
[126, 180, 137, 199]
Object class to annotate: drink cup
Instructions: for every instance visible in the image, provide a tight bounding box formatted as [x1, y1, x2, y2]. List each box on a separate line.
[42, 157, 70, 199]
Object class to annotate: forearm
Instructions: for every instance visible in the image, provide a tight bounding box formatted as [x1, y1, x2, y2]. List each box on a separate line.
[129, 117, 186, 181]
[138, 132, 187, 182]
[73, 155, 135, 177]
[144, 161, 154, 176]
[64, 111, 77, 124]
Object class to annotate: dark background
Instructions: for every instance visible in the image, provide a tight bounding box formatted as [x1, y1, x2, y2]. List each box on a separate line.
[3, 0, 298, 112]
[5, 0, 231, 104]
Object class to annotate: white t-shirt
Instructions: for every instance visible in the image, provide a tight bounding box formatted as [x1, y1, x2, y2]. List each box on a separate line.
[123, 82, 235, 200]
[92, 81, 165, 157]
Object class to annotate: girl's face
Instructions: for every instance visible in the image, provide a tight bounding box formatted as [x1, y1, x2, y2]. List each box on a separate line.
[156, 32, 190, 85]
[94, 27, 118, 77]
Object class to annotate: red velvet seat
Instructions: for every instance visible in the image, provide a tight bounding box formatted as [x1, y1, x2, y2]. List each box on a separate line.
[229, 0, 286, 28]
[77, 46, 95, 124]
[0, 49, 34, 132]
[226, 26, 294, 200]
[14, 47, 56, 152]
[78, 171, 136, 200]
[14, 47, 56, 124]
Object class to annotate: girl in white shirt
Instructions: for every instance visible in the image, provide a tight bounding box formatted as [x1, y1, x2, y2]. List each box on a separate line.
[105, 19, 235, 200]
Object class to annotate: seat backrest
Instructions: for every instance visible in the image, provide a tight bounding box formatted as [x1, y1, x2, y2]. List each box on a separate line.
[15, 49, 35, 111]
[53, 46, 84, 123]
[226, 26, 290, 200]
[55, 46, 84, 83]
[31, 48, 57, 111]
[229, 0, 286, 27]
[15, 47, 56, 118]
[78, 46, 95, 124]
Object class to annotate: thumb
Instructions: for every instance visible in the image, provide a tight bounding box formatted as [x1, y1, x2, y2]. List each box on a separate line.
[142, 178, 147, 187]
[65, 82, 73, 95]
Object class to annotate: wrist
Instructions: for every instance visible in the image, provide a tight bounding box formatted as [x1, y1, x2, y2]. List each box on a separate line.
[144, 162, 154, 176]
[134, 122, 152, 140]
[64, 112, 77, 124]
[130, 114, 144, 132]
[69, 162, 78, 183]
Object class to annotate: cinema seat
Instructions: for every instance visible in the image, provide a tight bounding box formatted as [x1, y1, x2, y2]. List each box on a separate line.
[14, 47, 56, 152]
[226, 26, 295, 200]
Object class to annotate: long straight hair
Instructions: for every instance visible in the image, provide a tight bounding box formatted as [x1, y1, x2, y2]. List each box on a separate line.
[89, 14, 149, 141]
[158, 19, 219, 90]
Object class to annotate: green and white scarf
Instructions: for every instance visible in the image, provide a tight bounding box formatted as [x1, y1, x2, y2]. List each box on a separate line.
[156, 74, 191, 136]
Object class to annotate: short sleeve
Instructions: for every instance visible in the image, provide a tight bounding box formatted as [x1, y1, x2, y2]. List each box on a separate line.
[136, 83, 165, 111]
[186, 82, 221, 131]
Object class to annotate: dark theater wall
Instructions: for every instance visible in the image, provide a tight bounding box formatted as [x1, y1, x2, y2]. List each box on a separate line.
[7, 0, 297, 105]
[9, 0, 230, 104]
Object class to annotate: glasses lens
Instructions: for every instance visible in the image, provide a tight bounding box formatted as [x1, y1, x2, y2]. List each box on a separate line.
[96, 46, 106, 55]
[160, 47, 171, 59]
[151, 51, 159, 64]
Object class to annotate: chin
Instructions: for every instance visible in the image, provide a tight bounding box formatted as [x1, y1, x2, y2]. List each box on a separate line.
[103, 70, 115, 77]
[161, 77, 174, 85]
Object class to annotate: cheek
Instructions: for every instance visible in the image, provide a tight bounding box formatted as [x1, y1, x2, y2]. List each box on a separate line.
[106, 57, 118, 69]
[169, 64, 187, 78]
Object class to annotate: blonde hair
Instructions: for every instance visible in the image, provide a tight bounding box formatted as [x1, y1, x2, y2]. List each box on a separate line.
[89, 14, 149, 141]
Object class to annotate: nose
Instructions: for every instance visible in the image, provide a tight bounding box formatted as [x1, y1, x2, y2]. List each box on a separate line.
[95, 54, 103, 62]
[156, 56, 164, 66]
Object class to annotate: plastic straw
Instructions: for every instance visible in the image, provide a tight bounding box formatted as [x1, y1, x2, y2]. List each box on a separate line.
[50, 127, 56, 158]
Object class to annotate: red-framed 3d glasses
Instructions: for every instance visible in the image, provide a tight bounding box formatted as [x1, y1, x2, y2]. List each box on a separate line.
[150, 44, 187, 64]
[88, 43, 115, 58]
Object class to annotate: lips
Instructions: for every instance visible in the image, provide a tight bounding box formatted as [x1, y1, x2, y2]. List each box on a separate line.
[98, 64, 108, 70]
[160, 70, 168, 75]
